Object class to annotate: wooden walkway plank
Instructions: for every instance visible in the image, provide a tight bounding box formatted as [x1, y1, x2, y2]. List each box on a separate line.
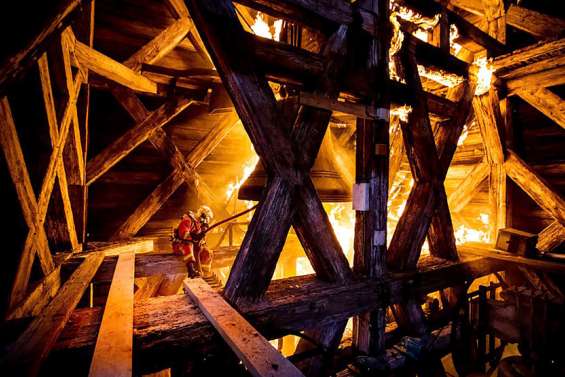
[183, 278, 305, 377]
[0, 251, 104, 377]
[89, 252, 135, 377]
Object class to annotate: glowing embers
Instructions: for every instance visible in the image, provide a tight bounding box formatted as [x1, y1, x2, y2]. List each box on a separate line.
[455, 213, 491, 244]
[250, 12, 283, 41]
[473, 56, 494, 96]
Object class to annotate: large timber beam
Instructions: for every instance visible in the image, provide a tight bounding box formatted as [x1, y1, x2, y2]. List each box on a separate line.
[515, 87, 565, 130]
[54, 255, 503, 372]
[505, 150, 565, 227]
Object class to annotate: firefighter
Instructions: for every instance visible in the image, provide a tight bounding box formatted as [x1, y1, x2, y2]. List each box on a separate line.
[172, 205, 214, 278]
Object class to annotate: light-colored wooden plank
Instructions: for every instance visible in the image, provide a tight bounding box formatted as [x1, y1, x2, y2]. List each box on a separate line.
[0, 251, 104, 376]
[89, 252, 135, 377]
[516, 87, 565, 130]
[124, 18, 191, 72]
[183, 278, 305, 377]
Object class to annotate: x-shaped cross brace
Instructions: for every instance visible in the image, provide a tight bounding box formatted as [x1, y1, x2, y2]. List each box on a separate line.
[187, 0, 353, 304]
[387, 35, 475, 271]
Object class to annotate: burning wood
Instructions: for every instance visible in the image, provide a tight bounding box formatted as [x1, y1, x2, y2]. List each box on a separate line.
[474, 56, 494, 96]
[250, 12, 283, 41]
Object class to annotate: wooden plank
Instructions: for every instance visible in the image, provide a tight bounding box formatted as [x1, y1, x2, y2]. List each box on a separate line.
[516, 87, 565, 130]
[89, 252, 135, 377]
[71, 37, 157, 93]
[124, 18, 191, 72]
[184, 278, 305, 377]
[57, 255, 503, 369]
[87, 238, 155, 256]
[0, 0, 81, 95]
[86, 97, 195, 185]
[537, 221, 565, 253]
[0, 251, 104, 376]
[505, 150, 565, 226]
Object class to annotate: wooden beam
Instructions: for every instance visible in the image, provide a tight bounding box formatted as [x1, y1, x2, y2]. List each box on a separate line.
[537, 221, 565, 253]
[111, 112, 238, 239]
[5, 266, 62, 320]
[505, 5, 565, 39]
[506, 66, 565, 95]
[89, 252, 135, 377]
[69, 35, 158, 93]
[492, 38, 565, 74]
[184, 278, 304, 377]
[56, 255, 503, 370]
[124, 18, 192, 72]
[86, 97, 195, 185]
[505, 150, 565, 227]
[515, 87, 565, 130]
[38, 53, 80, 251]
[0, 97, 55, 307]
[460, 244, 565, 274]
[0, 251, 104, 377]
[0, 0, 81, 95]
[447, 160, 490, 213]
[86, 238, 155, 256]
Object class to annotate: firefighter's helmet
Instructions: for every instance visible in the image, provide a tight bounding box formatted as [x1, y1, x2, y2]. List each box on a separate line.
[196, 205, 213, 225]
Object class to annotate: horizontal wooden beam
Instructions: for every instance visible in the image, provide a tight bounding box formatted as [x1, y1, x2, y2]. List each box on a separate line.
[55, 255, 502, 370]
[253, 37, 458, 118]
[506, 66, 565, 95]
[85, 238, 155, 256]
[459, 244, 565, 274]
[492, 38, 565, 75]
[0, 251, 104, 377]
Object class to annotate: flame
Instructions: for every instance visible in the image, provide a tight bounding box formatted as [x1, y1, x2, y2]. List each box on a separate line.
[454, 213, 491, 244]
[251, 12, 282, 41]
[474, 57, 493, 96]
[225, 155, 259, 201]
[326, 203, 355, 261]
[450, 24, 463, 55]
[391, 105, 413, 122]
[388, 2, 440, 83]
[417, 65, 464, 87]
[457, 123, 469, 146]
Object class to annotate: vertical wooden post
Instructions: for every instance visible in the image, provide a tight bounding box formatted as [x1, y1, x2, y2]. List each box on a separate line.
[353, 0, 389, 356]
